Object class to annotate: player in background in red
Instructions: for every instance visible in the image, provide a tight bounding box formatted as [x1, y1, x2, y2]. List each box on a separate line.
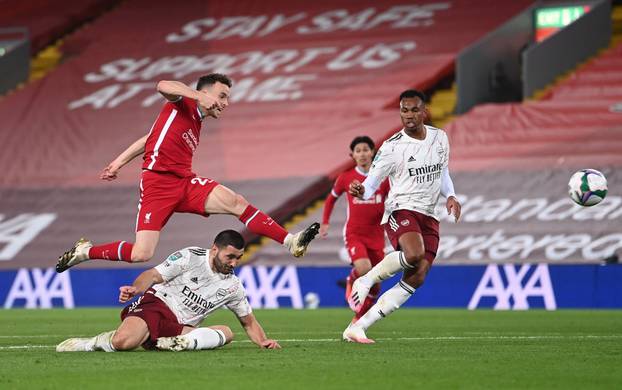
[320, 136, 389, 322]
[56, 74, 319, 273]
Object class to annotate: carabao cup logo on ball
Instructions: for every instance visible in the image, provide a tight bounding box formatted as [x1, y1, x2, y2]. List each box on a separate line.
[568, 169, 608, 207]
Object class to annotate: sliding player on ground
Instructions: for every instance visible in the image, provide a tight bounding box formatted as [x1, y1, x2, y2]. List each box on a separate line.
[57, 230, 280, 352]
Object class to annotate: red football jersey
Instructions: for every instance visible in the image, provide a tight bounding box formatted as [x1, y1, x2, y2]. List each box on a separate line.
[323, 167, 390, 238]
[142, 97, 203, 177]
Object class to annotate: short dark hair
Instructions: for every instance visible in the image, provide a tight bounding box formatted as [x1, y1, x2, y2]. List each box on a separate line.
[196, 73, 232, 90]
[214, 230, 245, 250]
[350, 136, 375, 151]
[399, 89, 427, 102]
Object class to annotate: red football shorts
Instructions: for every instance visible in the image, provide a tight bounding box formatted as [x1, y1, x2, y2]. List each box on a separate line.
[120, 290, 185, 350]
[136, 170, 219, 232]
[384, 209, 440, 264]
[345, 234, 385, 266]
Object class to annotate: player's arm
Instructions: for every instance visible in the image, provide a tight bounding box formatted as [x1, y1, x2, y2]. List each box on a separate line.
[157, 80, 218, 112]
[237, 313, 281, 349]
[157, 80, 202, 102]
[350, 143, 393, 200]
[320, 176, 345, 237]
[118, 249, 189, 302]
[441, 167, 461, 222]
[118, 268, 164, 303]
[350, 174, 382, 200]
[100, 134, 149, 181]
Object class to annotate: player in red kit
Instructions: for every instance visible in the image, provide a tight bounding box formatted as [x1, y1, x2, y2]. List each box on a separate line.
[320, 136, 389, 321]
[56, 74, 319, 273]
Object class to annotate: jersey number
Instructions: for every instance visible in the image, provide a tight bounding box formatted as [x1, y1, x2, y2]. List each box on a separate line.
[191, 177, 213, 186]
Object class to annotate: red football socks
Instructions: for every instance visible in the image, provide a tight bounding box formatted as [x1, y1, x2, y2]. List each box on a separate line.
[239, 205, 288, 244]
[88, 241, 134, 262]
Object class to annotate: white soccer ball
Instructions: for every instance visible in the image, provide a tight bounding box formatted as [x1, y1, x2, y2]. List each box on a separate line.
[304, 292, 320, 309]
[568, 169, 608, 207]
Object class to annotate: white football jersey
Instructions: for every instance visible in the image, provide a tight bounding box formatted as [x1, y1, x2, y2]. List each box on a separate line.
[152, 247, 252, 327]
[370, 125, 450, 222]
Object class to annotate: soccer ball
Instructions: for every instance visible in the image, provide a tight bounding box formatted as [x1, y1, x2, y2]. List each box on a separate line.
[568, 169, 608, 207]
[303, 292, 320, 309]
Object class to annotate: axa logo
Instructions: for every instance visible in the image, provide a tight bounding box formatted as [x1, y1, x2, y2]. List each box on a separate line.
[468, 264, 557, 310]
[4, 268, 74, 308]
[237, 265, 303, 309]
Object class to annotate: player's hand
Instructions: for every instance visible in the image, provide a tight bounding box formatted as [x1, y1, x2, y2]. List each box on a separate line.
[446, 196, 461, 223]
[319, 224, 330, 238]
[349, 180, 365, 199]
[196, 90, 219, 112]
[100, 163, 120, 181]
[119, 286, 138, 303]
[260, 339, 281, 349]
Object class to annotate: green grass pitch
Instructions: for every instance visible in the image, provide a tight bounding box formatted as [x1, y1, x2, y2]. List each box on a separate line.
[1, 309, 621, 389]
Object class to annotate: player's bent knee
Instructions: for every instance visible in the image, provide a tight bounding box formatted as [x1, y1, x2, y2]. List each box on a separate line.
[209, 325, 234, 344]
[233, 194, 249, 213]
[404, 270, 427, 289]
[111, 332, 139, 351]
[222, 327, 234, 344]
[403, 251, 426, 266]
[130, 248, 154, 263]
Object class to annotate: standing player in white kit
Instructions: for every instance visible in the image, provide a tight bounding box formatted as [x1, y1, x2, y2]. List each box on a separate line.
[343, 89, 462, 344]
[57, 230, 280, 352]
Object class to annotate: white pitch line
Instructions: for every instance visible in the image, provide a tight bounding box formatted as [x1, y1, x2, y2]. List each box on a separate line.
[235, 334, 622, 343]
[0, 345, 54, 350]
[2, 334, 621, 350]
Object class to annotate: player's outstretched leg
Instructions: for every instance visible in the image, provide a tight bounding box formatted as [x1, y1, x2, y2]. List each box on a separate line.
[206, 186, 320, 258]
[348, 251, 413, 311]
[284, 222, 321, 258]
[55, 238, 93, 273]
[56, 330, 116, 352]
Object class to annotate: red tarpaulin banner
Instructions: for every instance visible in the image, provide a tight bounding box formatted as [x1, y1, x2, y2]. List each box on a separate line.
[0, 0, 532, 188]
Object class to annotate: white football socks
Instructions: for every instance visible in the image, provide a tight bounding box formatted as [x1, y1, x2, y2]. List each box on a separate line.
[184, 328, 227, 350]
[356, 280, 415, 330]
[91, 330, 116, 352]
[358, 251, 414, 288]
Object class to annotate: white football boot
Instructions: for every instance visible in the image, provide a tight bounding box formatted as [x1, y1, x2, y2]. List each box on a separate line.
[285, 222, 320, 258]
[56, 337, 94, 352]
[342, 323, 375, 344]
[56, 238, 93, 273]
[156, 335, 190, 351]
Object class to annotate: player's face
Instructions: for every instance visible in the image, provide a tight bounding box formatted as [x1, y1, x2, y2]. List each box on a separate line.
[212, 245, 244, 275]
[351, 143, 374, 168]
[400, 97, 427, 129]
[201, 82, 231, 119]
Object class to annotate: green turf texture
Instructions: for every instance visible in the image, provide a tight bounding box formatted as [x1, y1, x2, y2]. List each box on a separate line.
[1, 309, 621, 389]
